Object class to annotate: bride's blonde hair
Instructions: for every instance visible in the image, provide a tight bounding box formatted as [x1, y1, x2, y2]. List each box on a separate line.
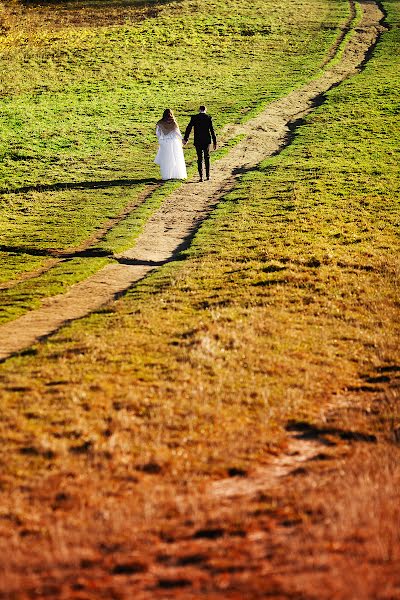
[157, 108, 178, 130]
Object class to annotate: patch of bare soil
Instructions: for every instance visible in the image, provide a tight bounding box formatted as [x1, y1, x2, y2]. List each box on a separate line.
[0, 0, 385, 362]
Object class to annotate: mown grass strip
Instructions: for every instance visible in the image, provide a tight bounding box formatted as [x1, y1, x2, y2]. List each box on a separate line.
[320, 0, 360, 69]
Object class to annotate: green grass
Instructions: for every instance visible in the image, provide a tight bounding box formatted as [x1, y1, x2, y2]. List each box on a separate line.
[0, 257, 109, 323]
[0, 0, 350, 321]
[0, 0, 398, 487]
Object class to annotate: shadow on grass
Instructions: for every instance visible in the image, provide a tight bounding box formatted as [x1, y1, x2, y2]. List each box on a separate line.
[0, 245, 113, 258]
[0, 178, 159, 196]
[20, 0, 177, 7]
[115, 257, 167, 267]
[286, 421, 377, 444]
[231, 166, 259, 177]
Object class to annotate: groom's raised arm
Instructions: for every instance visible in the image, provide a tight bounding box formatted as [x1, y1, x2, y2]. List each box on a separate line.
[184, 117, 194, 143]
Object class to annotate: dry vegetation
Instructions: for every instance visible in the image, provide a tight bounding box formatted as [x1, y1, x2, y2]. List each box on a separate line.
[1, 0, 164, 30]
[0, 0, 399, 598]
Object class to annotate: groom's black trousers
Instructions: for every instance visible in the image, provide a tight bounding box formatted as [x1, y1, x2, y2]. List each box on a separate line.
[195, 144, 210, 178]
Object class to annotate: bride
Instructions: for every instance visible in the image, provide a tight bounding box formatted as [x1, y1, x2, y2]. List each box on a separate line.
[155, 109, 187, 180]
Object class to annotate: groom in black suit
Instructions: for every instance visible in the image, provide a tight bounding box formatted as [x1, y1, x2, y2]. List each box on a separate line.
[183, 105, 217, 182]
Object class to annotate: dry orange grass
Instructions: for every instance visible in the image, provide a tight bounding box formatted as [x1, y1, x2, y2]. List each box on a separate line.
[272, 440, 400, 600]
[0, 397, 399, 599]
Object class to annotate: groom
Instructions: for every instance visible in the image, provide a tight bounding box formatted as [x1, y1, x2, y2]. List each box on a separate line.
[183, 105, 217, 182]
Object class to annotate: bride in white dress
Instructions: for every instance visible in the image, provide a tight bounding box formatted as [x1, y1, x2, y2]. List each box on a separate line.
[154, 109, 187, 180]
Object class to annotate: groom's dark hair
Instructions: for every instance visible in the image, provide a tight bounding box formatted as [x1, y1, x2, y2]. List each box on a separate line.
[199, 105, 206, 112]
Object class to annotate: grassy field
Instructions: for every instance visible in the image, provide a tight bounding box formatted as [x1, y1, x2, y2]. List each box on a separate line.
[0, 0, 398, 486]
[0, 0, 350, 322]
[0, 0, 399, 597]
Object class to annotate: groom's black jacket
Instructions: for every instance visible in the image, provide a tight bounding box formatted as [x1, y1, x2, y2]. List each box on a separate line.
[184, 113, 217, 147]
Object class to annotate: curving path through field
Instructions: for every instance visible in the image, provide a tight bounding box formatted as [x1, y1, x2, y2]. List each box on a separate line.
[0, 0, 385, 362]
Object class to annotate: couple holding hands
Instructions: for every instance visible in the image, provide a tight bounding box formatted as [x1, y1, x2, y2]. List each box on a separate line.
[155, 105, 217, 182]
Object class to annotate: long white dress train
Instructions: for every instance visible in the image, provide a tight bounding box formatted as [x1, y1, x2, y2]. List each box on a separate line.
[154, 125, 187, 180]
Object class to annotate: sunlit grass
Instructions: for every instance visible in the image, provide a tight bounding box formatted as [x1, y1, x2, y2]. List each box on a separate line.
[0, 0, 350, 317]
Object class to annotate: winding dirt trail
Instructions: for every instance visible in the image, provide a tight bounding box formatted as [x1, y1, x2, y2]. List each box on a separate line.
[0, 0, 385, 362]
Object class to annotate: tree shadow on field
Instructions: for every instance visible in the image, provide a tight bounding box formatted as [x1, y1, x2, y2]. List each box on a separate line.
[0, 177, 158, 196]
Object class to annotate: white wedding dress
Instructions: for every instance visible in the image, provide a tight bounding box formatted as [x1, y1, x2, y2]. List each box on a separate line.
[154, 125, 187, 180]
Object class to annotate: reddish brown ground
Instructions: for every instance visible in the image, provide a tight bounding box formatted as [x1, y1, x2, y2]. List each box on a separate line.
[0, 370, 399, 599]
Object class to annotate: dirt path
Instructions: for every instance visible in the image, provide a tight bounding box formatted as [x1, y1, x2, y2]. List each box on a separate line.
[0, 0, 385, 362]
